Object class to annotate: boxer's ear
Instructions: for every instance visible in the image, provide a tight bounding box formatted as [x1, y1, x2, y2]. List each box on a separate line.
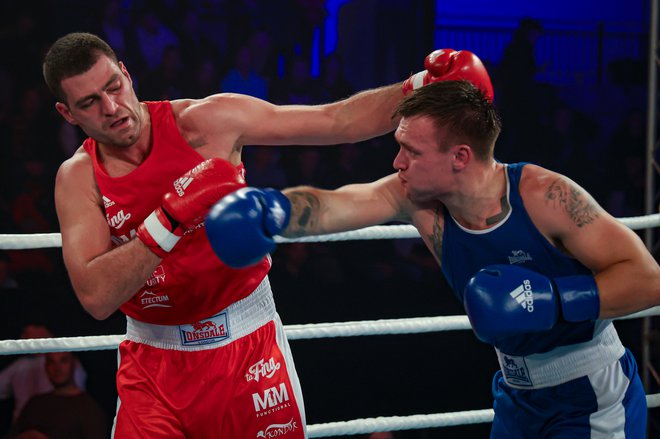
[451, 144, 472, 171]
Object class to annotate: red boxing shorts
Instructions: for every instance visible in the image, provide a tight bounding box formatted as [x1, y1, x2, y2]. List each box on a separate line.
[112, 277, 307, 439]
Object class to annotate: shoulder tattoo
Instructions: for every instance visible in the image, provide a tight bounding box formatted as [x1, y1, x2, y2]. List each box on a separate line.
[285, 191, 321, 237]
[426, 206, 443, 264]
[544, 178, 599, 227]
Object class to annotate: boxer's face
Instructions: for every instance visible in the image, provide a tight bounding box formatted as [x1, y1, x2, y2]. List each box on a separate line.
[393, 115, 456, 203]
[55, 55, 144, 149]
[45, 352, 76, 388]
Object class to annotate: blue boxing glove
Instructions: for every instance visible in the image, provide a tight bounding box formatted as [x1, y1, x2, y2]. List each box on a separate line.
[204, 187, 291, 268]
[463, 264, 600, 345]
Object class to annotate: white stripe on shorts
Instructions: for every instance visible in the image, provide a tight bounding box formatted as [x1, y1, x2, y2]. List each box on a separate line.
[274, 314, 308, 438]
[588, 357, 629, 438]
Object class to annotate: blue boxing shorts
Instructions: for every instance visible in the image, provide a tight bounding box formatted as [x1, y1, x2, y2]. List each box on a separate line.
[489, 348, 646, 438]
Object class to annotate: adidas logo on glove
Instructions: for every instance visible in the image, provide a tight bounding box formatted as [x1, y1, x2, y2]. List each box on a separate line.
[173, 177, 193, 196]
[509, 279, 534, 312]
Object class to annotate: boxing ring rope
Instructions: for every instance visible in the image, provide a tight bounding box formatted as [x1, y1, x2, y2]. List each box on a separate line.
[1, 213, 659, 250]
[1, 214, 659, 436]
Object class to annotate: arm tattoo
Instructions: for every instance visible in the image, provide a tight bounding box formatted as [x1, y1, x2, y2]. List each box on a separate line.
[545, 178, 599, 227]
[284, 191, 321, 237]
[426, 207, 443, 264]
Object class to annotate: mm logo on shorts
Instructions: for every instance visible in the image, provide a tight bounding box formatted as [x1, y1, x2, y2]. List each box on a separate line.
[178, 312, 230, 346]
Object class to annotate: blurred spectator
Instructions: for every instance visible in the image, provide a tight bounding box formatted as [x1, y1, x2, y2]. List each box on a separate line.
[142, 44, 186, 100]
[97, 0, 132, 63]
[247, 30, 277, 81]
[365, 432, 396, 439]
[9, 352, 106, 439]
[134, 10, 179, 73]
[496, 17, 544, 161]
[0, 325, 86, 423]
[187, 0, 231, 65]
[281, 147, 331, 187]
[273, 56, 319, 104]
[319, 54, 354, 103]
[183, 58, 221, 99]
[291, 0, 326, 58]
[177, 8, 224, 71]
[11, 162, 57, 234]
[500, 18, 543, 88]
[319, 143, 365, 189]
[0, 6, 51, 90]
[604, 108, 647, 217]
[242, 148, 288, 188]
[7, 87, 60, 167]
[0, 252, 18, 289]
[56, 120, 83, 159]
[538, 104, 599, 175]
[220, 45, 269, 100]
[7, 160, 59, 280]
[270, 243, 313, 285]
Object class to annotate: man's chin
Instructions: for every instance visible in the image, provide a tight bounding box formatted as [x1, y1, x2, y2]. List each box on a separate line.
[107, 132, 139, 148]
[406, 191, 434, 204]
[405, 189, 423, 203]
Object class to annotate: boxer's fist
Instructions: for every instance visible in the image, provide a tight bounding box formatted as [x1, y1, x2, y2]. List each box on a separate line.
[463, 265, 599, 345]
[137, 158, 245, 258]
[402, 49, 494, 101]
[205, 187, 291, 269]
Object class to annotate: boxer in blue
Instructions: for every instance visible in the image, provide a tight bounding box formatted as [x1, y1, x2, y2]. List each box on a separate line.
[206, 80, 660, 438]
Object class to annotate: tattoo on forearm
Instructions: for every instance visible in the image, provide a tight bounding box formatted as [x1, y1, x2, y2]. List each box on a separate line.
[284, 191, 321, 237]
[427, 207, 443, 264]
[545, 178, 599, 227]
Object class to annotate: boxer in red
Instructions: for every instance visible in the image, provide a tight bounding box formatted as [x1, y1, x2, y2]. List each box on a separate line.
[43, 32, 492, 438]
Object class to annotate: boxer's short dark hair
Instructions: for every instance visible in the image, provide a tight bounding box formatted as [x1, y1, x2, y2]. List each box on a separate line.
[43, 32, 119, 103]
[395, 81, 501, 161]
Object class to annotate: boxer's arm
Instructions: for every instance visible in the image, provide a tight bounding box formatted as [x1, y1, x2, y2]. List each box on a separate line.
[204, 174, 407, 268]
[521, 165, 660, 319]
[177, 84, 404, 151]
[177, 49, 492, 153]
[55, 153, 160, 320]
[282, 173, 406, 237]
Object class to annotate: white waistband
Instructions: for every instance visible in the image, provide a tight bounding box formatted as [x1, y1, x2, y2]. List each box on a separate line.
[495, 322, 625, 389]
[125, 277, 276, 351]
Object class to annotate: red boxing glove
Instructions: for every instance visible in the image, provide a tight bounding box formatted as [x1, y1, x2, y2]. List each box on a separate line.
[402, 49, 494, 101]
[137, 158, 246, 258]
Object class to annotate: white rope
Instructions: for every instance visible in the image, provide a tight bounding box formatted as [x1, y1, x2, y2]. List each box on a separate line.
[307, 409, 495, 437]
[0, 335, 123, 355]
[284, 315, 471, 340]
[1, 213, 658, 249]
[2, 307, 658, 355]
[306, 393, 660, 437]
[0, 233, 61, 249]
[275, 225, 421, 243]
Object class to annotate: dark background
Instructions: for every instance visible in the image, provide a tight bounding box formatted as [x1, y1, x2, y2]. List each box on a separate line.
[0, 0, 657, 437]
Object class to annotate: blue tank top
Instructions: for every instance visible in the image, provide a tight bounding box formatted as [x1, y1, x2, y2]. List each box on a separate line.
[441, 163, 601, 356]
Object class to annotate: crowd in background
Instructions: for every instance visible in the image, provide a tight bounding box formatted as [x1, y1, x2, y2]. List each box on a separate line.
[0, 1, 656, 437]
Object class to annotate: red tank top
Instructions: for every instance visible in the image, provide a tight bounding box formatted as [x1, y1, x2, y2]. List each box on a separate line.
[83, 101, 270, 325]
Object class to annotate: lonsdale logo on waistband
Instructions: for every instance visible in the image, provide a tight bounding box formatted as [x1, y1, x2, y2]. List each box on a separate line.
[178, 312, 230, 346]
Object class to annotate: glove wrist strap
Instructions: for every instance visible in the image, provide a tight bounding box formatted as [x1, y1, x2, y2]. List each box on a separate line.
[137, 209, 181, 258]
[402, 71, 427, 95]
[555, 275, 600, 322]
